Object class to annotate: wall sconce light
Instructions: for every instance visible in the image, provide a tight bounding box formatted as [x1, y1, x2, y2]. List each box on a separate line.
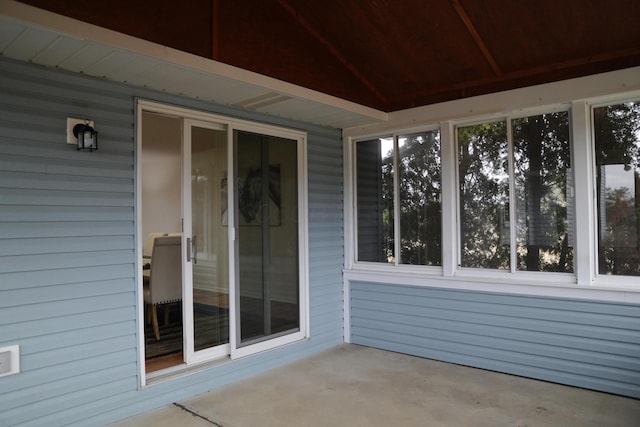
[67, 117, 98, 151]
[73, 121, 98, 151]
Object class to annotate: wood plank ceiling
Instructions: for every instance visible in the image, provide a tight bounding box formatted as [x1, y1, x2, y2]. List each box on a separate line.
[17, 0, 640, 112]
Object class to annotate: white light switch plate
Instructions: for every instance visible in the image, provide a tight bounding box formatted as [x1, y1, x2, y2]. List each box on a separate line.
[0, 345, 20, 377]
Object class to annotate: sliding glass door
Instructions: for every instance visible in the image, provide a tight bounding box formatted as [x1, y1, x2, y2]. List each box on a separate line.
[234, 131, 301, 352]
[139, 101, 307, 376]
[184, 120, 230, 363]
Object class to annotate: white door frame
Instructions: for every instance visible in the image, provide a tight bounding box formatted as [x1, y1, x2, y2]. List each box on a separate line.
[136, 99, 309, 384]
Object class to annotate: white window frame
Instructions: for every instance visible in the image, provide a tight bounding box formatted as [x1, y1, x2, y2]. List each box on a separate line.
[588, 96, 640, 289]
[351, 125, 444, 275]
[343, 73, 640, 302]
[452, 105, 575, 281]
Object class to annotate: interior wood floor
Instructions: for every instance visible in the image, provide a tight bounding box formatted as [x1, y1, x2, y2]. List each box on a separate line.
[195, 288, 229, 308]
[144, 290, 297, 373]
[145, 290, 227, 373]
[146, 352, 183, 373]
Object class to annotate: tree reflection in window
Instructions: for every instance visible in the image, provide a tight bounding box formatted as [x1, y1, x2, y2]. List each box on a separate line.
[458, 121, 510, 269]
[594, 101, 640, 276]
[398, 131, 442, 266]
[458, 112, 573, 272]
[513, 112, 573, 272]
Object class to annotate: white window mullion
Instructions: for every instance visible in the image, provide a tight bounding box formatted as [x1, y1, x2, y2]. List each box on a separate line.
[343, 136, 355, 270]
[440, 121, 457, 276]
[506, 118, 518, 273]
[571, 100, 596, 286]
[393, 135, 401, 265]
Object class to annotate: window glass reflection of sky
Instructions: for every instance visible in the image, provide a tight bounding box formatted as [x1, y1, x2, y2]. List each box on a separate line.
[380, 137, 394, 162]
[603, 164, 635, 199]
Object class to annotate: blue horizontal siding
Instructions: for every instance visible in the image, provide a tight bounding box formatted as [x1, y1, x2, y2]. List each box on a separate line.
[0, 207, 134, 224]
[15, 320, 135, 357]
[350, 281, 640, 398]
[0, 251, 134, 273]
[1, 281, 133, 308]
[0, 152, 134, 178]
[1, 343, 136, 395]
[0, 53, 139, 427]
[2, 306, 134, 343]
[0, 56, 343, 426]
[2, 265, 135, 291]
[0, 170, 132, 192]
[0, 293, 134, 324]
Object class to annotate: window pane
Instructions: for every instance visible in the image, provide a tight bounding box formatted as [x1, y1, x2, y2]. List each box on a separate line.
[512, 112, 573, 272]
[398, 131, 442, 265]
[458, 121, 510, 269]
[236, 131, 299, 345]
[356, 138, 394, 263]
[594, 101, 640, 276]
[191, 126, 230, 351]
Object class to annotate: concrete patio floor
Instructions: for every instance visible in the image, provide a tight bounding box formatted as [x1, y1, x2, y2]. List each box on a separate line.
[110, 344, 640, 427]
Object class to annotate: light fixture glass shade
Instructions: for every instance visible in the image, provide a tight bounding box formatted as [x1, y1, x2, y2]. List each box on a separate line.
[73, 123, 98, 151]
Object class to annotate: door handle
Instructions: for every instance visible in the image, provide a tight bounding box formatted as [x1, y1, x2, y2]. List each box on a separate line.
[192, 235, 197, 264]
[186, 236, 198, 264]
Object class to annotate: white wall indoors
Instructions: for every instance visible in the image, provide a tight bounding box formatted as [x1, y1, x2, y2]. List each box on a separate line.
[141, 112, 182, 240]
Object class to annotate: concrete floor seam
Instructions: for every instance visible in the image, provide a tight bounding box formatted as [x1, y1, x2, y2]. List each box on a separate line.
[173, 403, 224, 427]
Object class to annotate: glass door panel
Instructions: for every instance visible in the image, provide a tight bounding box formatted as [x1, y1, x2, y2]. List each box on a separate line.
[141, 101, 307, 376]
[188, 124, 229, 356]
[141, 111, 184, 373]
[235, 130, 300, 347]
